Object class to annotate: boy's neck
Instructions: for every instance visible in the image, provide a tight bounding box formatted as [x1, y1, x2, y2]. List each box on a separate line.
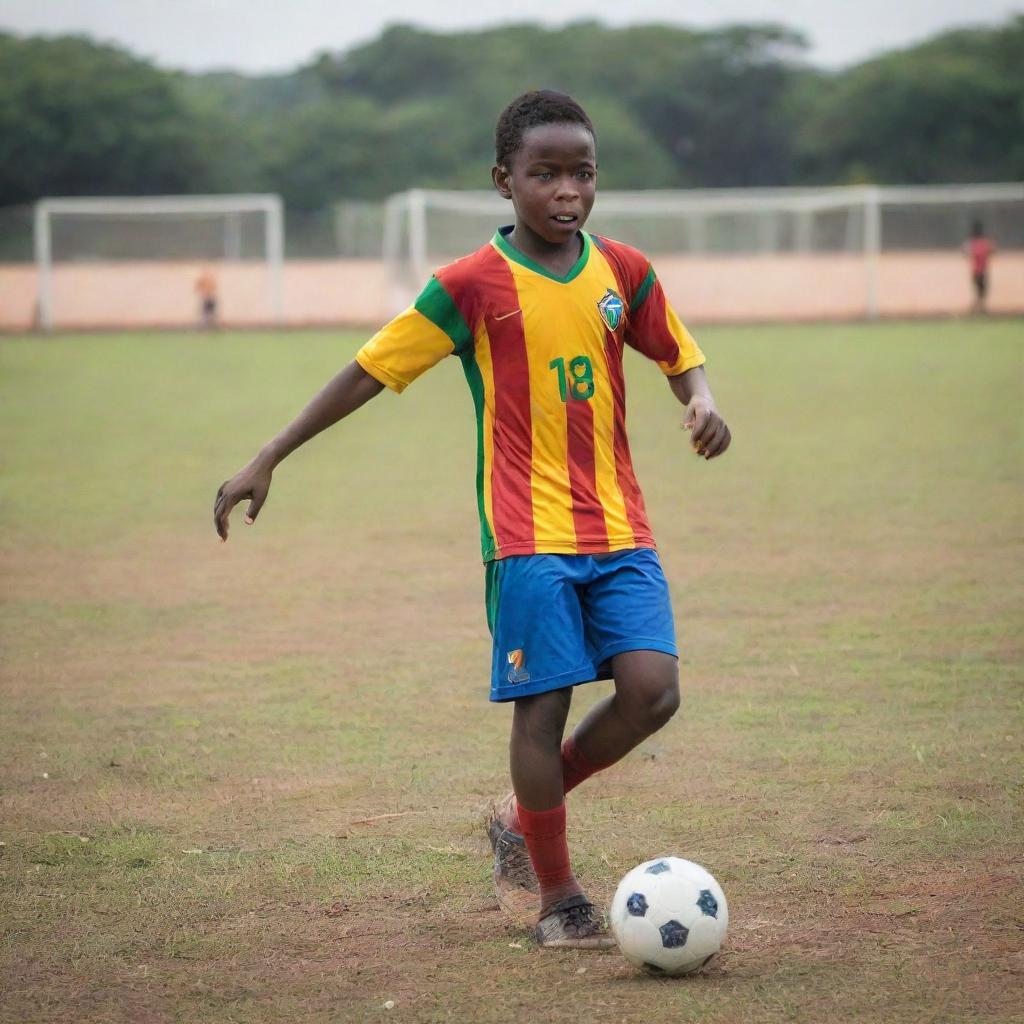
[507, 222, 585, 277]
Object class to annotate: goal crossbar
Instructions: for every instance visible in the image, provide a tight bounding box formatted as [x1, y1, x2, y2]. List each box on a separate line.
[385, 183, 1024, 320]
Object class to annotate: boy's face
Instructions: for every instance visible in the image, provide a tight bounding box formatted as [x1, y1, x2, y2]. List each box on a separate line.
[492, 123, 597, 244]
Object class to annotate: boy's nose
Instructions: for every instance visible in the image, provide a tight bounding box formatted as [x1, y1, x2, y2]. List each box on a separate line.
[555, 177, 580, 200]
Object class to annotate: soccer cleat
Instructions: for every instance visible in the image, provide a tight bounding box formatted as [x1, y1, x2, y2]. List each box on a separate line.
[534, 894, 617, 950]
[486, 802, 540, 925]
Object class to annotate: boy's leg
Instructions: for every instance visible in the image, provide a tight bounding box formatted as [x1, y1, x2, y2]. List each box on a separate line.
[495, 649, 677, 836]
[509, 687, 614, 947]
[496, 544, 680, 831]
[559, 548, 681, 781]
[567, 649, 680, 769]
[508, 688, 581, 913]
[491, 652, 678, 918]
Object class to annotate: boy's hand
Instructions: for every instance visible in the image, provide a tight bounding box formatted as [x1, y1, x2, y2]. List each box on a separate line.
[214, 456, 273, 541]
[684, 398, 731, 460]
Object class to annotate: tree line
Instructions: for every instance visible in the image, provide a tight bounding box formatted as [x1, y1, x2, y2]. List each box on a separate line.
[1, 18, 1021, 212]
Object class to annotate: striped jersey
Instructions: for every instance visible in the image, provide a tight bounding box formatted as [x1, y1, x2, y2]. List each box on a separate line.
[355, 226, 705, 562]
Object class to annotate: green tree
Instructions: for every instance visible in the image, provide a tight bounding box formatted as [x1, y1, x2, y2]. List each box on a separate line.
[0, 34, 209, 203]
[798, 18, 1024, 183]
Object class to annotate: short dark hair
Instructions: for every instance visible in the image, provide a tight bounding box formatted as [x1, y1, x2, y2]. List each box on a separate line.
[495, 90, 595, 167]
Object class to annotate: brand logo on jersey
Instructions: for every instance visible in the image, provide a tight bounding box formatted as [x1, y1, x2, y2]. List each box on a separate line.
[506, 649, 530, 684]
[597, 289, 625, 331]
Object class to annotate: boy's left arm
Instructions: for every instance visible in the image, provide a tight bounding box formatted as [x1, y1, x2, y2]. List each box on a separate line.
[668, 366, 731, 460]
[619, 252, 730, 459]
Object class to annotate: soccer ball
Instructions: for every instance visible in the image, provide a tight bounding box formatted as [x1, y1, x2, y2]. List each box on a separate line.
[609, 856, 728, 975]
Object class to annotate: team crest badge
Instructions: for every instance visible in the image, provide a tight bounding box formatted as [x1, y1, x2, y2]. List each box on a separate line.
[506, 649, 530, 684]
[597, 289, 625, 331]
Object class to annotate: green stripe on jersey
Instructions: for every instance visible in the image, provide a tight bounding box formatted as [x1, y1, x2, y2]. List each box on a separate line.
[459, 347, 497, 562]
[630, 265, 657, 313]
[415, 277, 473, 355]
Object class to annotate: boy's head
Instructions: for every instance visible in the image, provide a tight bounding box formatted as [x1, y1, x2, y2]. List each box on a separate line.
[971, 219, 985, 238]
[493, 90, 598, 243]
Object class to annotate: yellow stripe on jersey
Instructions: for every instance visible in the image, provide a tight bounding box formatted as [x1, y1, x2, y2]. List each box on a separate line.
[355, 304, 454, 392]
[586, 246, 635, 548]
[501, 260, 577, 552]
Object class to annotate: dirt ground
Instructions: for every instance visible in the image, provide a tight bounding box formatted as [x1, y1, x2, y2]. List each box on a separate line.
[1, 322, 1022, 1022]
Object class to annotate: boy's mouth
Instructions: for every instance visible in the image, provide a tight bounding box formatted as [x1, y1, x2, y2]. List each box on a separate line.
[552, 213, 578, 224]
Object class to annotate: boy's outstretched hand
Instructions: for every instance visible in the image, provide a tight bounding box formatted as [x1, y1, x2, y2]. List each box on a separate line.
[684, 397, 731, 460]
[210, 360, 387, 543]
[214, 456, 273, 541]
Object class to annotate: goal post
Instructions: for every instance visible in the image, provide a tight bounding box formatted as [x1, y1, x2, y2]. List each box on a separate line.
[34, 194, 285, 331]
[383, 183, 1024, 321]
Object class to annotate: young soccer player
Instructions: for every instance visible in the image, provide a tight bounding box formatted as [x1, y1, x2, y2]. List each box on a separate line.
[195, 267, 218, 329]
[214, 90, 731, 949]
[964, 220, 995, 315]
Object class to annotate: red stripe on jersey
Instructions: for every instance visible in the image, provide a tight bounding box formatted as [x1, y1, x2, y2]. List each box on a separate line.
[565, 393, 609, 552]
[593, 235, 681, 368]
[435, 243, 502, 330]
[602, 329, 653, 544]
[629, 279, 682, 366]
[487, 261, 536, 554]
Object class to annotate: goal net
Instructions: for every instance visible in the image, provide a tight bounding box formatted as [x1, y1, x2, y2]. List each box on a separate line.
[34, 194, 284, 330]
[384, 184, 1024, 320]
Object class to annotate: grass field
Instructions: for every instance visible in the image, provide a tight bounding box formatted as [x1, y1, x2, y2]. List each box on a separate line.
[1, 320, 1022, 1023]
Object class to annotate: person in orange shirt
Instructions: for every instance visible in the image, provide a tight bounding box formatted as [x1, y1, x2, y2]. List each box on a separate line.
[195, 267, 218, 329]
[965, 220, 995, 315]
[213, 91, 731, 949]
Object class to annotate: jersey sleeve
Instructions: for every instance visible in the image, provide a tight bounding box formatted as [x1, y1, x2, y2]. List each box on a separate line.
[625, 264, 705, 376]
[355, 276, 472, 393]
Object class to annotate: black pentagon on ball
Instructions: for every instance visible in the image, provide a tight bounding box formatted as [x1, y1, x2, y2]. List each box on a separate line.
[697, 888, 719, 918]
[645, 860, 670, 875]
[626, 892, 648, 917]
[659, 920, 689, 948]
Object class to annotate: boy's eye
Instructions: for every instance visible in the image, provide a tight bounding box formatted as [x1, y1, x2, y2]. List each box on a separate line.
[536, 172, 553, 181]
[577, 170, 594, 181]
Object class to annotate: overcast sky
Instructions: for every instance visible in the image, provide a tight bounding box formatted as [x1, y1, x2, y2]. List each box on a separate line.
[1, 0, 1020, 73]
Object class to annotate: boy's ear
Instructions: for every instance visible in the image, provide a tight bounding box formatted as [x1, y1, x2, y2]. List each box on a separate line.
[492, 164, 512, 199]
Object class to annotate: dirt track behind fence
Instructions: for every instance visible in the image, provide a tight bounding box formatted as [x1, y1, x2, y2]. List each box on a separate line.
[1, 252, 1022, 331]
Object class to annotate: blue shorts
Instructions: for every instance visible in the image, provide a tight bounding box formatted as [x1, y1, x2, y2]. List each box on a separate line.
[485, 548, 677, 703]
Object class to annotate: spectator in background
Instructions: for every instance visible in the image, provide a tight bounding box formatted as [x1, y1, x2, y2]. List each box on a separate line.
[195, 267, 219, 329]
[965, 221, 995, 315]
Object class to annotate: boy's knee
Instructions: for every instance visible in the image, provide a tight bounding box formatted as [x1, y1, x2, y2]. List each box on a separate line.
[650, 676, 680, 728]
[637, 675, 679, 732]
[615, 652, 680, 734]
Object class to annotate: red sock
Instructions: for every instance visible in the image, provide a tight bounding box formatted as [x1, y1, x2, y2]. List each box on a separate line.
[505, 737, 612, 834]
[561, 734, 613, 795]
[516, 802, 576, 898]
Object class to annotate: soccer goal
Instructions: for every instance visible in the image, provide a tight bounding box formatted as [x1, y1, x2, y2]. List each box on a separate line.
[383, 183, 1024, 321]
[34, 194, 285, 331]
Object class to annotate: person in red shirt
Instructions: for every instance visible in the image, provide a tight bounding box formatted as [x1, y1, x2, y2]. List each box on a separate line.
[965, 220, 995, 315]
[195, 267, 219, 329]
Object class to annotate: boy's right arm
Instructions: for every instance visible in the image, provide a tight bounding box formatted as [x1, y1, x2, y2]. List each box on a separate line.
[213, 359, 384, 541]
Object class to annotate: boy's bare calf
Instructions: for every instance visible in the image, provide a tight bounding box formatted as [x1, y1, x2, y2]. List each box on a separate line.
[510, 688, 574, 811]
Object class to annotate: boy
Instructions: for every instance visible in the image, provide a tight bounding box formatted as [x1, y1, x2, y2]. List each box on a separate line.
[964, 220, 995, 315]
[214, 91, 731, 949]
[195, 267, 218, 329]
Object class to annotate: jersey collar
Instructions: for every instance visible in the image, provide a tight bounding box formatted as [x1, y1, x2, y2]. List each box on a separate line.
[492, 225, 591, 284]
